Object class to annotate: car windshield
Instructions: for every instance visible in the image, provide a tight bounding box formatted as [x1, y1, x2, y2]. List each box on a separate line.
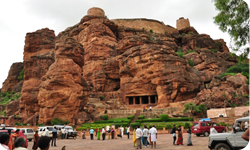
[48, 127, 53, 131]
[66, 127, 73, 130]
[193, 123, 198, 127]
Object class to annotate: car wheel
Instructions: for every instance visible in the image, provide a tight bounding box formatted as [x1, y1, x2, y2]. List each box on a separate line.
[215, 143, 231, 150]
[196, 134, 200, 137]
[204, 131, 209, 137]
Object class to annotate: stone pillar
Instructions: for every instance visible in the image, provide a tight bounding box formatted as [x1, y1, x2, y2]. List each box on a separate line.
[133, 97, 135, 105]
[140, 97, 142, 104]
[148, 96, 151, 104]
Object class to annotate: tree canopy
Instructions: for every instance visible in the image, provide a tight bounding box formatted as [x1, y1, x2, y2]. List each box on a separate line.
[213, 0, 249, 54]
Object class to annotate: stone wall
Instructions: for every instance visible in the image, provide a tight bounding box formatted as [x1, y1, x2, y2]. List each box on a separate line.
[107, 109, 136, 119]
[140, 107, 178, 118]
[176, 17, 190, 30]
[207, 106, 249, 118]
[87, 7, 105, 17]
[111, 19, 177, 34]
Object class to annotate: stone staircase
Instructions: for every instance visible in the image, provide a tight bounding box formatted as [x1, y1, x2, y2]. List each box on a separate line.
[130, 110, 141, 124]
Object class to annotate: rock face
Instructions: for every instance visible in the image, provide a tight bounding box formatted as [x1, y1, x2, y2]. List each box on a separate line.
[1, 62, 23, 93]
[20, 28, 55, 117]
[2, 7, 248, 125]
[37, 38, 88, 124]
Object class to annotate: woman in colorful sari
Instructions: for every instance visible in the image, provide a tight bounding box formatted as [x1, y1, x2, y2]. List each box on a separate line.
[32, 130, 39, 150]
[97, 128, 101, 140]
[176, 126, 183, 145]
[18, 130, 28, 148]
[133, 127, 137, 147]
[8, 129, 19, 150]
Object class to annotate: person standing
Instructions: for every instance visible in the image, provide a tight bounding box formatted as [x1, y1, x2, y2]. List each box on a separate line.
[187, 126, 193, 146]
[45, 128, 49, 137]
[9, 129, 19, 150]
[127, 126, 130, 139]
[120, 126, 124, 138]
[111, 128, 115, 139]
[97, 128, 101, 140]
[149, 125, 157, 149]
[32, 131, 39, 150]
[102, 127, 106, 140]
[37, 136, 51, 150]
[89, 128, 94, 140]
[81, 130, 86, 139]
[135, 126, 143, 149]
[143, 125, 149, 148]
[176, 126, 183, 145]
[57, 129, 61, 140]
[51, 127, 57, 147]
[95, 128, 97, 137]
[61, 127, 65, 139]
[133, 127, 137, 147]
[171, 124, 177, 145]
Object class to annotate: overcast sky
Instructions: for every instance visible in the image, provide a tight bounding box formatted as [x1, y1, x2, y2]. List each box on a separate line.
[0, 0, 247, 89]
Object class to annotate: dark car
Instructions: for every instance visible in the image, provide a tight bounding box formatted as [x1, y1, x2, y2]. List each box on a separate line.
[192, 121, 226, 136]
[0, 130, 15, 136]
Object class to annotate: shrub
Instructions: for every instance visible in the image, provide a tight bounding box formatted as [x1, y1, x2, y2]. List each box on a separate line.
[176, 50, 184, 58]
[102, 115, 108, 120]
[216, 42, 221, 47]
[160, 114, 169, 121]
[51, 118, 69, 125]
[226, 63, 249, 73]
[38, 123, 44, 126]
[188, 32, 194, 34]
[210, 49, 218, 53]
[99, 95, 104, 101]
[137, 115, 145, 119]
[219, 122, 229, 126]
[219, 73, 237, 78]
[127, 115, 134, 119]
[168, 117, 193, 122]
[187, 50, 196, 54]
[165, 124, 172, 129]
[130, 123, 140, 129]
[136, 118, 162, 123]
[149, 29, 153, 33]
[188, 59, 194, 68]
[184, 122, 190, 129]
[18, 69, 24, 80]
[181, 33, 187, 36]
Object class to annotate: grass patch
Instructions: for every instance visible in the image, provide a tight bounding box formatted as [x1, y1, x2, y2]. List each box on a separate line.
[210, 49, 218, 53]
[188, 59, 194, 68]
[176, 50, 184, 58]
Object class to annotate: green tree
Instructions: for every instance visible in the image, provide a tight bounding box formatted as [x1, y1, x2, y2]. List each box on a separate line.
[213, 0, 249, 54]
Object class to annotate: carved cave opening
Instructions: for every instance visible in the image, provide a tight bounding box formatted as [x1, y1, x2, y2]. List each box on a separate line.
[127, 95, 158, 105]
[135, 97, 140, 104]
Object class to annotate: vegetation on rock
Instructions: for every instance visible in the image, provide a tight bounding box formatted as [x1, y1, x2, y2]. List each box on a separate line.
[51, 118, 69, 125]
[0, 91, 21, 105]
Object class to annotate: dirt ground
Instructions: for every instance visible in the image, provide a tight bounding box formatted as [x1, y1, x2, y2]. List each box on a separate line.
[27, 133, 211, 150]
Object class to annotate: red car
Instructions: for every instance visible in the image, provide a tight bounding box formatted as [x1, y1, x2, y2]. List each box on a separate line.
[191, 121, 226, 136]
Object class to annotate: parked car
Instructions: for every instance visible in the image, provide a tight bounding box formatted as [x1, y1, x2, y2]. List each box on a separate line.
[0, 130, 15, 136]
[37, 126, 53, 138]
[208, 116, 249, 150]
[19, 128, 34, 141]
[192, 121, 226, 136]
[53, 125, 77, 139]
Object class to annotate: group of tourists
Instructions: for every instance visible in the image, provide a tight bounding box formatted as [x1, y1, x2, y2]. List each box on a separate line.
[133, 125, 157, 149]
[171, 124, 193, 146]
[88, 125, 130, 140]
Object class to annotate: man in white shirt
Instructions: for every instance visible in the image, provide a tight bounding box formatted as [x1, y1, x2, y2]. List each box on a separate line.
[135, 126, 143, 149]
[61, 127, 66, 139]
[127, 126, 130, 139]
[45, 127, 49, 137]
[143, 125, 149, 148]
[102, 127, 106, 140]
[149, 125, 157, 149]
[120, 126, 124, 137]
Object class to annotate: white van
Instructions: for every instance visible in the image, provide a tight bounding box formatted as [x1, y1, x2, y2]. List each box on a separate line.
[37, 126, 53, 138]
[19, 128, 34, 141]
[208, 116, 249, 150]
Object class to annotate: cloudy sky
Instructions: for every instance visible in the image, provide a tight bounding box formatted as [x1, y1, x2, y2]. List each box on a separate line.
[0, 0, 245, 88]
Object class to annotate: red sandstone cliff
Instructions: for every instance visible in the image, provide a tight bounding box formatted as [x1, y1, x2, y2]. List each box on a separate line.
[1, 7, 248, 125]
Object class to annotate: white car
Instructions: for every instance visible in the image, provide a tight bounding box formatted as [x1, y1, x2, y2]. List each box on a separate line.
[53, 125, 77, 139]
[208, 116, 249, 150]
[19, 128, 34, 141]
[37, 126, 53, 138]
